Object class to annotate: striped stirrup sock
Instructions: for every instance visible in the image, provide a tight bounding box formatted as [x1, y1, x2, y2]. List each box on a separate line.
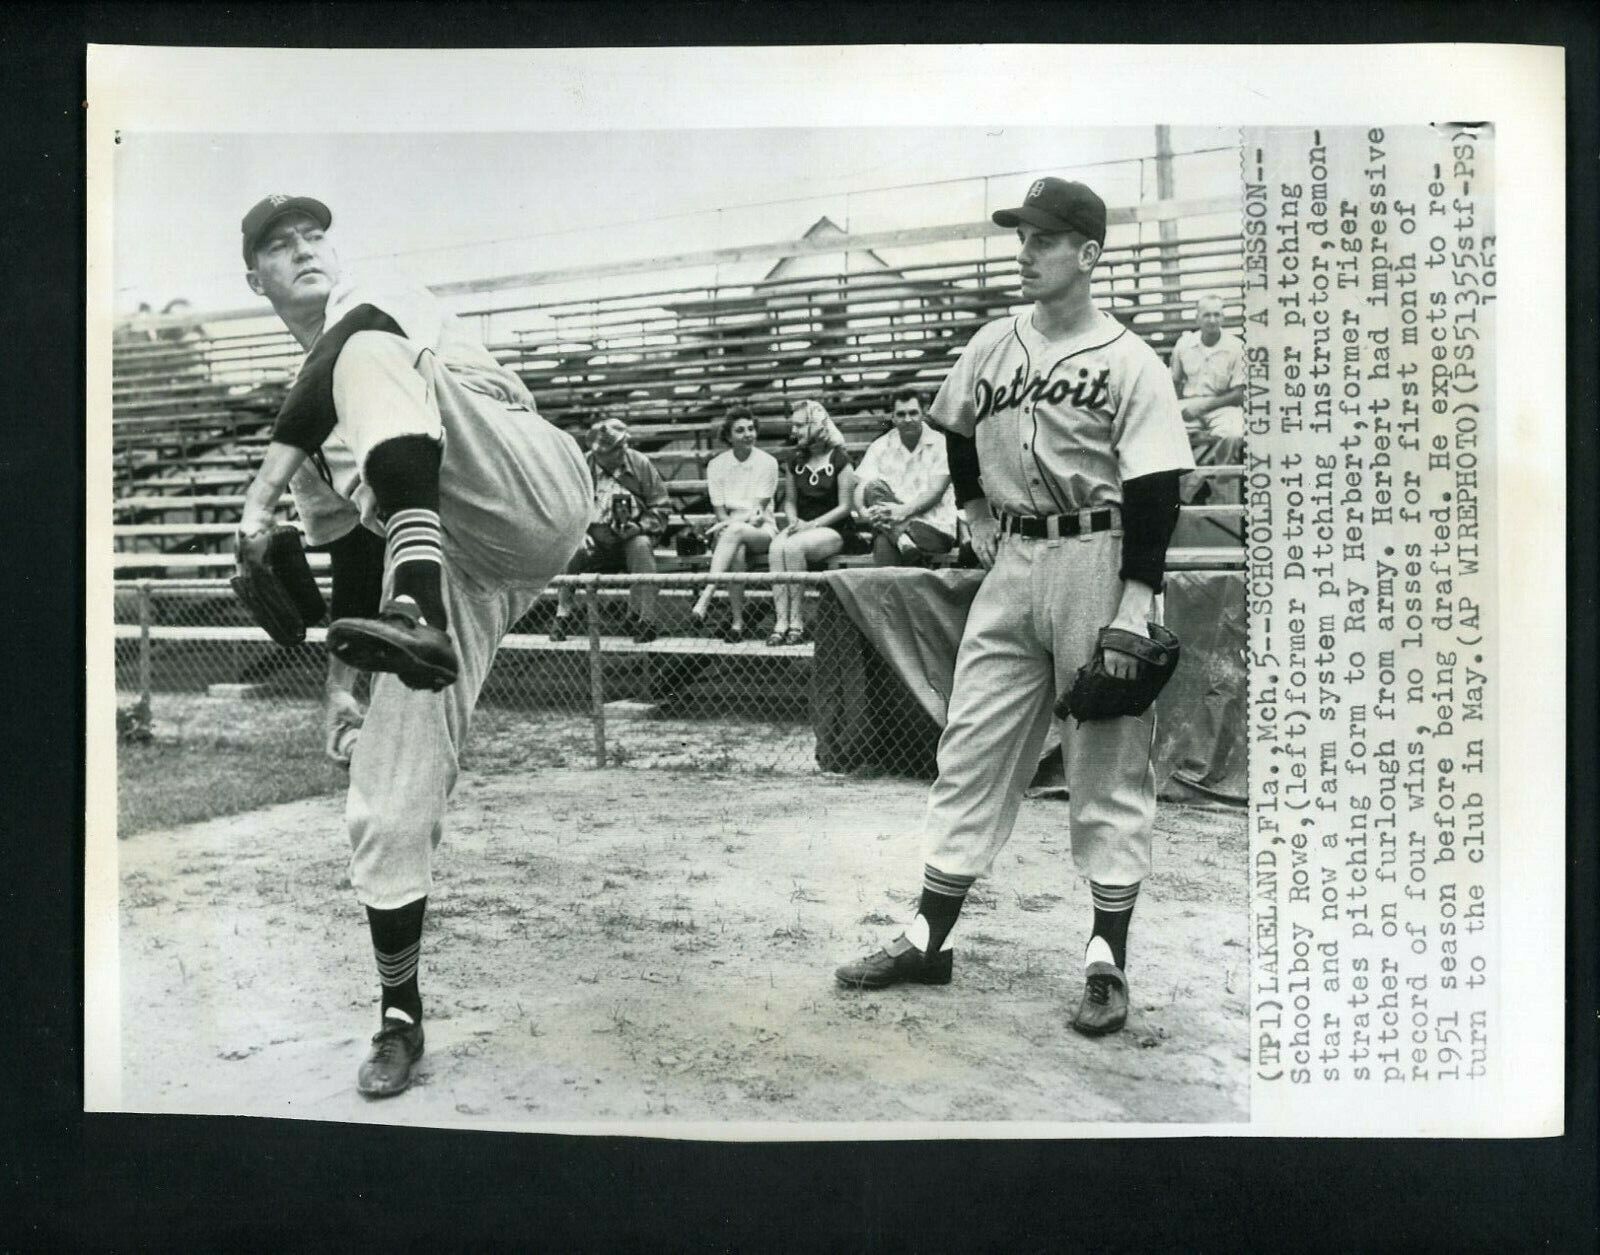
[366, 898, 426, 1024]
[918, 864, 975, 955]
[384, 508, 447, 629]
[1089, 880, 1141, 970]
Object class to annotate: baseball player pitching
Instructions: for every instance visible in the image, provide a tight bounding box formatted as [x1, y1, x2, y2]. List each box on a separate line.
[834, 178, 1194, 1036]
[231, 195, 589, 1096]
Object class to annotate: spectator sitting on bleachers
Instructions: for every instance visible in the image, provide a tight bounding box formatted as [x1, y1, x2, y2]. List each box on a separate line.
[852, 388, 958, 567]
[1170, 294, 1245, 504]
[689, 405, 780, 643]
[766, 400, 856, 646]
[549, 417, 670, 644]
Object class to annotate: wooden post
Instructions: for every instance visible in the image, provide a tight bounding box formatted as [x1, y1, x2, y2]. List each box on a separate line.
[137, 580, 153, 703]
[585, 581, 607, 767]
[1154, 125, 1180, 308]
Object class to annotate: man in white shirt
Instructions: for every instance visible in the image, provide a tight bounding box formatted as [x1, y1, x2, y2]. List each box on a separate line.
[1169, 294, 1246, 504]
[852, 389, 958, 565]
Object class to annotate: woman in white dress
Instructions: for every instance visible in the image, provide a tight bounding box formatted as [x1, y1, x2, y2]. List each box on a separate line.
[690, 406, 780, 641]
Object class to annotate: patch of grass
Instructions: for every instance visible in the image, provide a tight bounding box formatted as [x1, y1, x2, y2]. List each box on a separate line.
[115, 688, 828, 839]
[119, 738, 347, 837]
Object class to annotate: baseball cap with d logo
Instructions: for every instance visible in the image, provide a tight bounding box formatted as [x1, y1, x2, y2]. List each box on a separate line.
[991, 178, 1106, 245]
[241, 194, 333, 265]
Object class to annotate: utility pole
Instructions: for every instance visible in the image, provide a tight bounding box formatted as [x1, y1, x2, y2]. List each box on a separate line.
[1154, 124, 1177, 241]
[1153, 124, 1180, 327]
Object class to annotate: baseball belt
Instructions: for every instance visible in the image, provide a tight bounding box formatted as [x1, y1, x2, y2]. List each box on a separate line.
[995, 506, 1121, 540]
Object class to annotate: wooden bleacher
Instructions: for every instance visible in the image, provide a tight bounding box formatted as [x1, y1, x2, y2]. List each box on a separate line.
[112, 223, 1246, 578]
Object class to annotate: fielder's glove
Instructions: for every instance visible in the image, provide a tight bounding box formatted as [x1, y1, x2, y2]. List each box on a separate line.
[1057, 623, 1180, 723]
[230, 525, 327, 647]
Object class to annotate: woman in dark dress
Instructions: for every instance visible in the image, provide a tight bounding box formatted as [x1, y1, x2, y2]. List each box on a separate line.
[766, 400, 855, 645]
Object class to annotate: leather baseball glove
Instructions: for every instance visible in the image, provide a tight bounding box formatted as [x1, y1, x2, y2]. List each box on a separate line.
[1058, 623, 1180, 723]
[231, 525, 326, 647]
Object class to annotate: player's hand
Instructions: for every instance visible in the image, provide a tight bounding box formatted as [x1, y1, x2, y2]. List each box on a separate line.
[1106, 581, 1158, 677]
[965, 501, 999, 569]
[1101, 645, 1140, 680]
[323, 686, 366, 768]
[581, 532, 596, 552]
[238, 500, 276, 540]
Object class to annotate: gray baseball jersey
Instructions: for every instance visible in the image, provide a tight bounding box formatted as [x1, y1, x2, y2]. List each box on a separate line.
[929, 310, 1194, 513]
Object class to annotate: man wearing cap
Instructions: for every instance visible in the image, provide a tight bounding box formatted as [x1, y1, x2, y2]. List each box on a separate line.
[833, 178, 1194, 1039]
[231, 195, 590, 1097]
[548, 416, 670, 643]
[1170, 293, 1247, 506]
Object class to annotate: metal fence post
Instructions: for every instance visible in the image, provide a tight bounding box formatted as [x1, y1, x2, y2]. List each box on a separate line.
[584, 580, 607, 767]
[137, 579, 153, 705]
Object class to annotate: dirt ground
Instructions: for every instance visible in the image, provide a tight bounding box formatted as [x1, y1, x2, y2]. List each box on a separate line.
[115, 764, 1249, 1133]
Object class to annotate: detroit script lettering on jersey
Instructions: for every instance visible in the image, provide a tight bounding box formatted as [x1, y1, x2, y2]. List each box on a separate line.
[975, 362, 1111, 420]
[930, 311, 1194, 515]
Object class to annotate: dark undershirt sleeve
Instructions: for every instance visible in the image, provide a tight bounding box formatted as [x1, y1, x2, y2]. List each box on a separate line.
[944, 429, 983, 507]
[271, 304, 407, 454]
[1119, 470, 1184, 592]
[313, 524, 387, 621]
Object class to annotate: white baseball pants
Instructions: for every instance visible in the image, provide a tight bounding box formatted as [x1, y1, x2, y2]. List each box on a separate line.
[329, 332, 590, 908]
[921, 529, 1158, 887]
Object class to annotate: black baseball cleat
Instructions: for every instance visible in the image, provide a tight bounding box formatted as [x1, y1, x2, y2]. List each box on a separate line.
[1071, 961, 1129, 1037]
[357, 1016, 426, 1098]
[835, 934, 953, 990]
[328, 600, 459, 691]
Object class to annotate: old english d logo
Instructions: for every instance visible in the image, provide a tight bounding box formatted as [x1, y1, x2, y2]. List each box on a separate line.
[1027, 179, 1045, 202]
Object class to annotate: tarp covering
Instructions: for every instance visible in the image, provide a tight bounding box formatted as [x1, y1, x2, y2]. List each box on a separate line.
[813, 566, 1245, 803]
[810, 575, 963, 778]
[1156, 570, 1247, 804]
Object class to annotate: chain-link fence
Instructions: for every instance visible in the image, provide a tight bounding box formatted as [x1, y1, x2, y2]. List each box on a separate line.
[113, 572, 946, 779]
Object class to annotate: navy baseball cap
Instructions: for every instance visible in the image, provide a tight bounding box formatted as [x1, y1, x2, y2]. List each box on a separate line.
[241, 194, 332, 265]
[992, 178, 1106, 245]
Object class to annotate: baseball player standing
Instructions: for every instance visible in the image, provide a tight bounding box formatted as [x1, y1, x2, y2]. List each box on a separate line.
[232, 195, 590, 1096]
[834, 178, 1194, 1036]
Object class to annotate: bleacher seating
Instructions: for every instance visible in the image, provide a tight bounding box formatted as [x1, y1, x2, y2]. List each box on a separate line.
[112, 224, 1246, 579]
